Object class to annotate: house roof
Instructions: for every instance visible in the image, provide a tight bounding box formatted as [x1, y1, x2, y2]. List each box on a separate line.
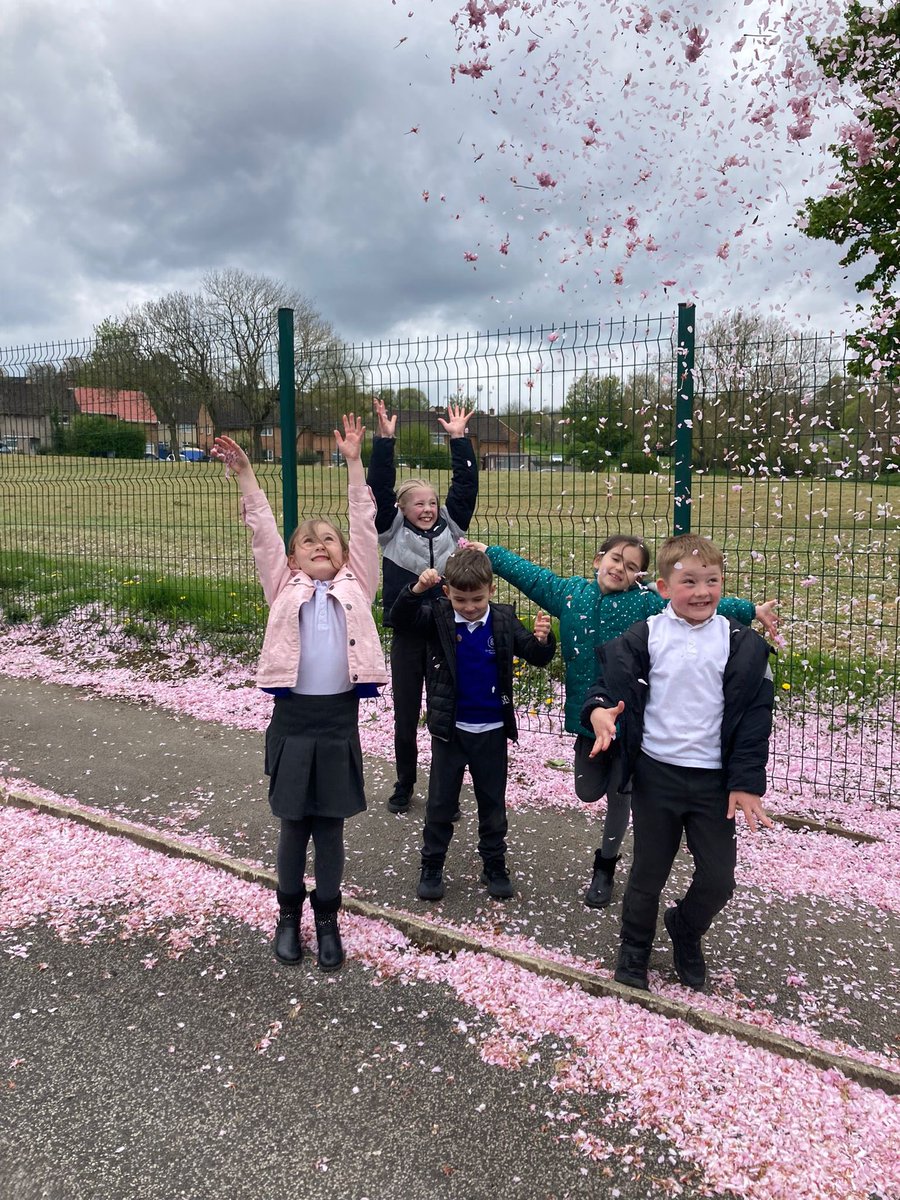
[0, 375, 78, 417]
[205, 393, 277, 432]
[73, 387, 157, 424]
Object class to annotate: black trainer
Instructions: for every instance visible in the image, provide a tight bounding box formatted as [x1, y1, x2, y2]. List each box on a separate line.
[480, 862, 514, 900]
[387, 786, 411, 814]
[417, 864, 445, 901]
[664, 906, 706, 990]
[613, 942, 651, 991]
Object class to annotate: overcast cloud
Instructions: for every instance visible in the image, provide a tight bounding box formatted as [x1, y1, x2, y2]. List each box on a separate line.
[0, 0, 865, 351]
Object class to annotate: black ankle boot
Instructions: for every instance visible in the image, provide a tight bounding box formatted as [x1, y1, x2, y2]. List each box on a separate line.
[310, 890, 344, 973]
[273, 886, 306, 965]
[584, 851, 620, 909]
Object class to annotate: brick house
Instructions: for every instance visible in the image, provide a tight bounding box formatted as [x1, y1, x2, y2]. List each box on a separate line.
[0, 376, 78, 453]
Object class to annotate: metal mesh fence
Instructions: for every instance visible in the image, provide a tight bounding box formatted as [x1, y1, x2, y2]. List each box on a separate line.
[1, 312, 897, 806]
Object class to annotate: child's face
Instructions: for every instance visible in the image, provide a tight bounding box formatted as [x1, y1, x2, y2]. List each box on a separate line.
[401, 487, 439, 530]
[289, 522, 345, 580]
[593, 543, 645, 594]
[657, 558, 723, 625]
[443, 582, 495, 623]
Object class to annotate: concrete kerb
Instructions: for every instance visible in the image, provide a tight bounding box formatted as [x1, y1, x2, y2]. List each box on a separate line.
[3, 785, 897, 1098]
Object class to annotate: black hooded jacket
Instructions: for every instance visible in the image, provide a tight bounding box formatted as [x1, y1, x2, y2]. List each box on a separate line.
[580, 616, 775, 796]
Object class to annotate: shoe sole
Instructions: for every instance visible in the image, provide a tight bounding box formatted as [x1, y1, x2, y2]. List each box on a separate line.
[613, 969, 649, 991]
[583, 891, 612, 909]
[664, 908, 706, 990]
[416, 889, 444, 901]
[388, 803, 410, 814]
[272, 948, 303, 965]
[317, 957, 344, 973]
[479, 871, 513, 900]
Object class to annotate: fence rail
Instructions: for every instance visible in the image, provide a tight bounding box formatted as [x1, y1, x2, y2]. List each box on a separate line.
[1, 309, 897, 806]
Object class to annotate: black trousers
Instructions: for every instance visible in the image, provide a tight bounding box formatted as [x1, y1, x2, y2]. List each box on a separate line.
[620, 753, 736, 948]
[389, 627, 428, 793]
[422, 727, 509, 866]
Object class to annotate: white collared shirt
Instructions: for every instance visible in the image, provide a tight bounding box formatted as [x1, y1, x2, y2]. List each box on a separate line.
[641, 605, 730, 769]
[453, 610, 489, 633]
[292, 581, 353, 695]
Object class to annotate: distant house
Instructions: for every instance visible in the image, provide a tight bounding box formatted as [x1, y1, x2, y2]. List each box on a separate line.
[481, 452, 543, 471]
[200, 394, 280, 461]
[0, 375, 78, 453]
[73, 387, 157, 426]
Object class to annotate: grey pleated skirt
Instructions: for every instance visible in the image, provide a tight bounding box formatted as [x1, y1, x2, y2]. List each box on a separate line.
[264, 691, 366, 820]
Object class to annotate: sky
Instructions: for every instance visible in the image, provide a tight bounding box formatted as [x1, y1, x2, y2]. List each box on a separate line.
[0, 0, 870, 353]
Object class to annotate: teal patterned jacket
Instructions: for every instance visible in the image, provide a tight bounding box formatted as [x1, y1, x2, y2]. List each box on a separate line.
[486, 545, 755, 737]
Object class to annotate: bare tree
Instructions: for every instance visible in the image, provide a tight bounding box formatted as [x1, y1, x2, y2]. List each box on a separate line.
[693, 311, 840, 476]
[203, 268, 346, 460]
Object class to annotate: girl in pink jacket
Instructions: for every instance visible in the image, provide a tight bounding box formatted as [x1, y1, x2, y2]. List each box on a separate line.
[213, 415, 387, 973]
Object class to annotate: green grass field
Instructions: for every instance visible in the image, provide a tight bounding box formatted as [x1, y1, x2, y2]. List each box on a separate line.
[1, 455, 897, 699]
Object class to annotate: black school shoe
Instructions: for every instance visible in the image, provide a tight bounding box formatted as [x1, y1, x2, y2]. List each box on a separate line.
[613, 942, 651, 991]
[664, 906, 707, 990]
[417, 864, 445, 901]
[387, 786, 411, 814]
[480, 861, 514, 900]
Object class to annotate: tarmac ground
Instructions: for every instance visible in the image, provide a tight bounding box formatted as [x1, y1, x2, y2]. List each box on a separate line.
[1, 672, 898, 1200]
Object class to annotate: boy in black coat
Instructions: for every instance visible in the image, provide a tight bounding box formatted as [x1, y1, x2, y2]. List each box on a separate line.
[581, 534, 775, 993]
[390, 547, 556, 901]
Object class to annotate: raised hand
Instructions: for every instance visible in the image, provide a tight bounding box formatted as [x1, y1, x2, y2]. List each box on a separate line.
[414, 567, 442, 593]
[372, 397, 397, 439]
[211, 435, 251, 475]
[335, 413, 365, 461]
[438, 402, 475, 439]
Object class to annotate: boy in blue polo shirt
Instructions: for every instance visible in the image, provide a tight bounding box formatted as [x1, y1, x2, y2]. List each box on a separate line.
[390, 547, 556, 901]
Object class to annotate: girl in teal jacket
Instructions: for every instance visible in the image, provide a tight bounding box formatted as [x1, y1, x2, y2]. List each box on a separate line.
[473, 536, 778, 908]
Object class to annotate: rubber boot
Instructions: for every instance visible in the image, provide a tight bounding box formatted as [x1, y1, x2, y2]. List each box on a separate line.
[310, 890, 344, 973]
[272, 886, 306, 965]
[584, 851, 620, 909]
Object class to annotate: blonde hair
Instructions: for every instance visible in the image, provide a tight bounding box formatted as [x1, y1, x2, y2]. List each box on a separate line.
[287, 518, 349, 564]
[656, 533, 723, 580]
[396, 478, 438, 511]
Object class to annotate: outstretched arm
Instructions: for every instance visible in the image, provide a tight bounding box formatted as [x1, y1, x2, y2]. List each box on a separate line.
[211, 435, 260, 496]
[334, 412, 366, 487]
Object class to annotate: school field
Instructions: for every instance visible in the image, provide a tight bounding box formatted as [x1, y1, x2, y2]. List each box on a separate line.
[1, 454, 897, 673]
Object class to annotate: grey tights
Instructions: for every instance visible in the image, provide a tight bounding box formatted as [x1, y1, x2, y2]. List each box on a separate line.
[599, 787, 632, 858]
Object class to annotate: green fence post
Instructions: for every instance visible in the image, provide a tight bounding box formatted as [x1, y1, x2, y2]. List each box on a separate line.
[277, 307, 298, 551]
[673, 302, 696, 535]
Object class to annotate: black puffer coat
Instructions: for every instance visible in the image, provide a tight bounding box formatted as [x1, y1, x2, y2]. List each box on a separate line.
[580, 617, 774, 797]
[389, 587, 556, 742]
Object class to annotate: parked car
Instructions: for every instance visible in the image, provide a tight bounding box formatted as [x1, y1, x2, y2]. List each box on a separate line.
[179, 446, 206, 462]
[0, 442, 14, 454]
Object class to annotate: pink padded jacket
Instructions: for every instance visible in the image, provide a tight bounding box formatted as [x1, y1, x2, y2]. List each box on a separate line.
[241, 484, 388, 691]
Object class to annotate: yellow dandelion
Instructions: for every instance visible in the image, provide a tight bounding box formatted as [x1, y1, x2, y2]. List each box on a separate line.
[781, 682, 791, 691]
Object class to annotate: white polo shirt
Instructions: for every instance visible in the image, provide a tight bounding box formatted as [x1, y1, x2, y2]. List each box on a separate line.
[641, 605, 730, 770]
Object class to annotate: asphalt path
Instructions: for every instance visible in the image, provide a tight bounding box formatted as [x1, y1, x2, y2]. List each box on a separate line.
[1, 674, 898, 1199]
